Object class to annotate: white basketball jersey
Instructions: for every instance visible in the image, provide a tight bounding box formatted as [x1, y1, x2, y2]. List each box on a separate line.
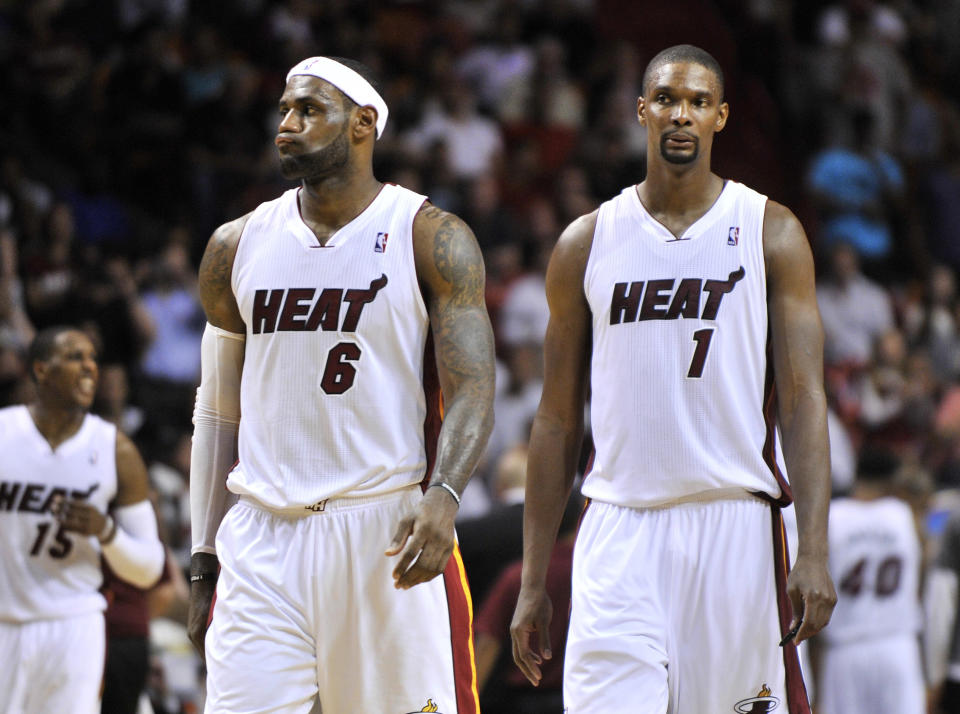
[824, 496, 921, 645]
[230, 184, 433, 510]
[583, 181, 787, 508]
[0, 406, 116, 622]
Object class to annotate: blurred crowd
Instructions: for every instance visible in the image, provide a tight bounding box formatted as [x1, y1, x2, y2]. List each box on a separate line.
[2, 0, 960, 711]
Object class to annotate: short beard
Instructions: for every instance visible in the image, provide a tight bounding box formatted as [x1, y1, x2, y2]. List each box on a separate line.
[279, 127, 351, 181]
[659, 135, 699, 165]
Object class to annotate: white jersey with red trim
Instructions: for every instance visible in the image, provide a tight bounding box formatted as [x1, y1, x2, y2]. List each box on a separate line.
[230, 184, 431, 510]
[0, 405, 116, 622]
[583, 180, 786, 508]
[824, 496, 921, 645]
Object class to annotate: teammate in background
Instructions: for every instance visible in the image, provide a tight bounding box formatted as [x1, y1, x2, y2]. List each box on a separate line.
[511, 45, 836, 713]
[0, 326, 164, 714]
[187, 57, 495, 713]
[816, 449, 924, 713]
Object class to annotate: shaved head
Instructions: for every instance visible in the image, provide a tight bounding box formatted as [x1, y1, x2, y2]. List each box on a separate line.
[642, 45, 724, 100]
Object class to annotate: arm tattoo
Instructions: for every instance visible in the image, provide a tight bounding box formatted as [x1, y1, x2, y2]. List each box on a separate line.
[424, 210, 496, 494]
[199, 234, 234, 311]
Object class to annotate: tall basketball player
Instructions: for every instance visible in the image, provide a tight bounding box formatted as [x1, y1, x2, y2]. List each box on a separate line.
[818, 449, 924, 714]
[187, 57, 495, 713]
[511, 45, 836, 713]
[0, 326, 164, 714]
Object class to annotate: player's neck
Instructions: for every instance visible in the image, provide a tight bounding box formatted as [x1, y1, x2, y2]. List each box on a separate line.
[28, 402, 87, 449]
[851, 482, 890, 501]
[637, 162, 723, 217]
[298, 169, 383, 241]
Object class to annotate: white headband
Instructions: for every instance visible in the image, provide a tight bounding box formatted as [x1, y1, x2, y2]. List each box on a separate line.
[286, 57, 388, 139]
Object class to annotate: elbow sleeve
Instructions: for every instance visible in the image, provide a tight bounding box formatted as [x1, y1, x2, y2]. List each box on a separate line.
[101, 500, 165, 589]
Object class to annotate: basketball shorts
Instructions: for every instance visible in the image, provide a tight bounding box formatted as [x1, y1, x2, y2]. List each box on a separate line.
[817, 634, 924, 714]
[204, 485, 478, 714]
[0, 611, 105, 714]
[565, 493, 808, 714]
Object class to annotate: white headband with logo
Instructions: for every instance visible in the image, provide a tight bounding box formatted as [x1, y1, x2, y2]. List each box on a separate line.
[286, 57, 388, 139]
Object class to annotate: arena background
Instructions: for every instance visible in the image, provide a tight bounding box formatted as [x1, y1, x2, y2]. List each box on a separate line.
[2, 1, 960, 712]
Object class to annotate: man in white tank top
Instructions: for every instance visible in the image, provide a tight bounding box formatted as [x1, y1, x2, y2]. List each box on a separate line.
[187, 57, 495, 714]
[511, 45, 836, 714]
[816, 449, 925, 713]
[0, 326, 164, 714]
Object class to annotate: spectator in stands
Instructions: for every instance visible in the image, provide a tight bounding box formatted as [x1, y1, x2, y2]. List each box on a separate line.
[137, 237, 204, 431]
[817, 241, 895, 367]
[807, 109, 906, 277]
[0, 227, 34, 351]
[405, 80, 504, 181]
[474, 488, 581, 714]
[458, 443, 530, 605]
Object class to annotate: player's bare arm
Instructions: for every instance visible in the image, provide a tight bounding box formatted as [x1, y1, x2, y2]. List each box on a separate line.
[511, 211, 595, 686]
[764, 200, 837, 644]
[386, 203, 496, 590]
[188, 215, 249, 656]
[198, 215, 249, 333]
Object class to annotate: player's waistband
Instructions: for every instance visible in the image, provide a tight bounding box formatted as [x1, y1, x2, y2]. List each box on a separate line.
[237, 483, 420, 518]
[592, 487, 769, 512]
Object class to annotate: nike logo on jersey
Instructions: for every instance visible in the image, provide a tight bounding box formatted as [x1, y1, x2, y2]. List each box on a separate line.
[609, 266, 745, 325]
[252, 273, 389, 335]
[0, 481, 99, 513]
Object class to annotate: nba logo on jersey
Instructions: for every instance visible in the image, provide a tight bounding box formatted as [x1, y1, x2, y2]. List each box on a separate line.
[727, 226, 740, 246]
[374, 231, 389, 253]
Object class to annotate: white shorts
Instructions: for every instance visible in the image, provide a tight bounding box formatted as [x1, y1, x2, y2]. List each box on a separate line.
[0, 611, 105, 714]
[205, 486, 478, 714]
[818, 634, 924, 714]
[565, 494, 808, 714]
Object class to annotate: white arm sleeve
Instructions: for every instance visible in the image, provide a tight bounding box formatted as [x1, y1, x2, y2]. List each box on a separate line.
[190, 323, 245, 555]
[924, 567, 958, 687]
[101, 500, 165, 589]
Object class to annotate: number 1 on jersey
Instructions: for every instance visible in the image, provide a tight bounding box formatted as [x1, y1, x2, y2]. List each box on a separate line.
[687, 328, 714, 379]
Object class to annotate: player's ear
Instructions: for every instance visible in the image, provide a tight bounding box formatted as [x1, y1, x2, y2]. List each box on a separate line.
[637, 96, 646, 126]
[353, 106, 378, 140]
[31, 359, 47, 383]
[715, 101, 729, 133]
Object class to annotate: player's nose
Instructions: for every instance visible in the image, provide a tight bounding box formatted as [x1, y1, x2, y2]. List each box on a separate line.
[671, 100, 692, 125]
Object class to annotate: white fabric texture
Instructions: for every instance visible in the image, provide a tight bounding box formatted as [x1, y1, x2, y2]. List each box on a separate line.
[564, 496, 792, 714]
[101, 499, 164, 589]
[818, 635, 924, 714]
[204, 488, 461, 713]
[924, 568, 958, 686]
[228, 184, 430, 510]
[0, 406, 115, 621]
[190, 323, 244, 554]
[286, 56, 389, 138]
[824, 496, 921, 645]
[0, 612, 104, 714]
[583, 181, 783, 508]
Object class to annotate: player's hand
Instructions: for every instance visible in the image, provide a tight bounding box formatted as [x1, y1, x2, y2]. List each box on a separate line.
[510, 585, 553, 686]
[385, 486, 458, 590]
[52, 496, 108, 537]
[187, 553, 219, 661]
[785, 553, 836, 644]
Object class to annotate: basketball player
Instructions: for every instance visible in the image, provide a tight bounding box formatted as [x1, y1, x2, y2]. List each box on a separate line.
[510, 45, 836, 713]
[816, 449, 924, 714]
[0, 326, 164, 714]
[187, 57, 495, 713]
